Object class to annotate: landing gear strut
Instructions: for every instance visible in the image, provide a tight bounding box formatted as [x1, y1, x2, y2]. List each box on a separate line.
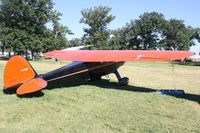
[114, 71, 129, 85]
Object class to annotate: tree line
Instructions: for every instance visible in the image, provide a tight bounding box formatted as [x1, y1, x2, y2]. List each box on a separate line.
[0, 1, 200, 59]
[0, 0, 72, 58]
[80, 6, 200, 50]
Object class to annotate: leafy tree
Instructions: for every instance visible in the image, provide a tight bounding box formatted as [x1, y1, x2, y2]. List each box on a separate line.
[125, 20, 143, 50]
[110, 12, 166, 50]
[187, 27, 200, 46]
[130, 12, 166, 50]
[68, 38, 82, 47]
[1, 28, 15, 56]
[0, 26, 6, 54]
[0, 0, 53, 57]
[80, 6, 115, 49]
[161, 19, 190, 50]
[51, 10, 73, 38]
[0, 0, 71, 58]
[50, 10, 72, 51]
[109, 27, 130, 50]
[110, 12, 199, 51]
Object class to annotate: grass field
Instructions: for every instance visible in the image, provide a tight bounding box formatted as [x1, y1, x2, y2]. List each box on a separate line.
[0, 60, 200, 133]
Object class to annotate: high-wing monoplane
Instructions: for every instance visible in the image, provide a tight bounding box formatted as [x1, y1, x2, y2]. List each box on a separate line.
[3, 50, 192, 95]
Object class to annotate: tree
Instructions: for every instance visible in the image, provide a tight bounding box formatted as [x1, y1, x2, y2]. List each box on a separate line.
[68, 38, 82, 47]
[110, 12, 166, 50]
[0, 25, 6, 54]
[130, 12, 166, 50]
[110, 12, 199, 51]
[0, 0, 53, 57]
[0, 0, 71, 58]
[109, 27, 130, 50]
[124, 20, 142, 50]
[80, 6, 115, 49]
[187, 27, 200, 46]
[161, 19, 190, 50]
[50, 10, 72, 51]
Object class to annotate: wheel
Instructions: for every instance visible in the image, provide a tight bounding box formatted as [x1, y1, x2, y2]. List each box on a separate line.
[118, 77, 129, 86]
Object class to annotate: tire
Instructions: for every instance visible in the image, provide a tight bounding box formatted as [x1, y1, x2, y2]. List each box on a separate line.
[118, 77, 129, 86]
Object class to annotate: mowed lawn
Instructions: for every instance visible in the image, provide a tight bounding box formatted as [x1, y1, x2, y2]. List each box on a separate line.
[0, 59, 200, 133]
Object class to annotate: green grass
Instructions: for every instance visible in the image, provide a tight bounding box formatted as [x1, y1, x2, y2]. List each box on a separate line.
[0, 60, 200, 133]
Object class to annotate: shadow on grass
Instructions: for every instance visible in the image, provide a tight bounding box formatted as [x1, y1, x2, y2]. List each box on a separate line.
[17, 91, 44, 98]
[17, 79, 200, 104]
[45, 79, 200, 104]
[173, 61, 200, 66]
[172, 94, 200, 104]
[46, 79, 156, 93]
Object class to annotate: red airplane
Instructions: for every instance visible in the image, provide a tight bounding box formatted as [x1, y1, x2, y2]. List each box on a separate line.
[3, 50, 192, 96]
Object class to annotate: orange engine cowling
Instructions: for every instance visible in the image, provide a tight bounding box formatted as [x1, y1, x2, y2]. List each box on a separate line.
[3, 56, 47, 95]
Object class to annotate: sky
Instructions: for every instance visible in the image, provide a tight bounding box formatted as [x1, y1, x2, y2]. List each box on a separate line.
[53, 0, 200, 53]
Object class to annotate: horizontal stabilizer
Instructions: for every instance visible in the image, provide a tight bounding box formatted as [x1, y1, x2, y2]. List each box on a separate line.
[16, 78, 47, 95]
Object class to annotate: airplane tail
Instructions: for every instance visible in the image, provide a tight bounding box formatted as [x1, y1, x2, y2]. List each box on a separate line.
[3, 56, 47, 95]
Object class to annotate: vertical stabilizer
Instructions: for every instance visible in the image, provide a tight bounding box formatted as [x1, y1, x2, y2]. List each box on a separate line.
[4, 56, 36, 89]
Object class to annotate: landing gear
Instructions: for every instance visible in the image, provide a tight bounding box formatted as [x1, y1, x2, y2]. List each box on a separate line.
[118, 77, 129, 85]
[114, 71, 129, 85]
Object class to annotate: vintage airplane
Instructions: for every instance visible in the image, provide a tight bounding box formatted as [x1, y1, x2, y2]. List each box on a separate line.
[3, 50, 192, 96]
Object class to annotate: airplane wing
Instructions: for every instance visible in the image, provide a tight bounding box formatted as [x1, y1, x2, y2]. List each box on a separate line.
[43, 50, 193, 62]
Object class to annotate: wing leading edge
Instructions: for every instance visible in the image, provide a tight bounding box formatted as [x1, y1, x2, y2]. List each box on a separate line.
[43, 50, 193, 62]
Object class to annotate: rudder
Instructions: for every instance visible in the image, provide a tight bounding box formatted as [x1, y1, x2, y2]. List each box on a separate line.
[3, 56, 37, 92]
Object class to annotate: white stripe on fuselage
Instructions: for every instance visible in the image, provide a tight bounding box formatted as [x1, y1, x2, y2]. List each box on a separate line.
[46, 62, 118, 82]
